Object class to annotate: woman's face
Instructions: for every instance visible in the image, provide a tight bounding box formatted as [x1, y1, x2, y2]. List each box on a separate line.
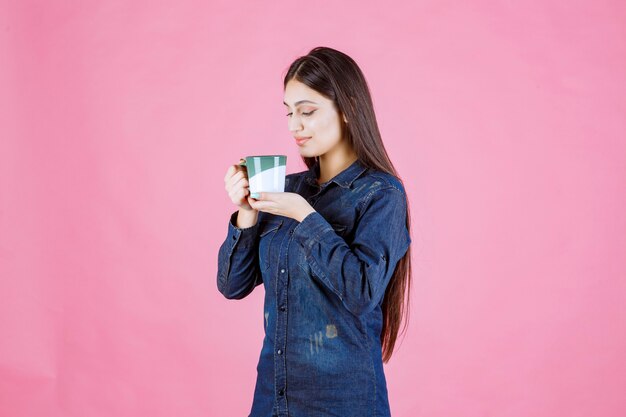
[283, 79, 347, 158]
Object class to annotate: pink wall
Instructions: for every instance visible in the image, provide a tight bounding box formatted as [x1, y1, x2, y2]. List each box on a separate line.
[1, 1, 625, 416]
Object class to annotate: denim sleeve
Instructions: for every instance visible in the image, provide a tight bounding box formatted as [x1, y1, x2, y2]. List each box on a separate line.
[216, 210, 262, 299]
[291, 186, 411, 317]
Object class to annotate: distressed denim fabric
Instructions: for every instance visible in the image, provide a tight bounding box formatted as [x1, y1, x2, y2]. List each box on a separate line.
[217, 159, 411, 417]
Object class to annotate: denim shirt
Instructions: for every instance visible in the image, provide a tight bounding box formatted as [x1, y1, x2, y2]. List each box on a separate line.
[217, 159, 411, 417]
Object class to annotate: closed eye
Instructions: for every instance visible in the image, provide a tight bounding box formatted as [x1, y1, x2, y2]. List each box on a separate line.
[286, 110, 316, 117]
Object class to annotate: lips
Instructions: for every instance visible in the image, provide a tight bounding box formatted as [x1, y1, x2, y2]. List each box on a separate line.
[295, 137, 311, 146]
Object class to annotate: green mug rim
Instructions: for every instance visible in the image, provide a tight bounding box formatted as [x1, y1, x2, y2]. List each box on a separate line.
[238, 155, 287, 166]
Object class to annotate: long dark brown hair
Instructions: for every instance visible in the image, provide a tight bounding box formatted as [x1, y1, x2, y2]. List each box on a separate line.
[283, 46, 413, 363]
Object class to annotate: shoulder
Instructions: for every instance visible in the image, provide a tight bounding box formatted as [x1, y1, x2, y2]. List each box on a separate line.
[349, 169, 409, 224]
[354, 168, 407, 202]
[339, 168, 408, 219]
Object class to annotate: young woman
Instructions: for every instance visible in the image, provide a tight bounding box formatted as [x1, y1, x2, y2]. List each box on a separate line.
[218, 46, 412, 417]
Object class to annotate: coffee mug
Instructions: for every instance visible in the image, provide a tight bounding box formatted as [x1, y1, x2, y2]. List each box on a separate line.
[238, 155, 287, 194]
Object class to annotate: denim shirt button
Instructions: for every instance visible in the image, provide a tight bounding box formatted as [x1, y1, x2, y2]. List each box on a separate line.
[280, 306, 286, 312]
[277, 349, 283, 355]
[278, 389, 284, 396]
[289, 229, 294, 235]
[280, 269, 285, 273]
[231, 234, 236, 240]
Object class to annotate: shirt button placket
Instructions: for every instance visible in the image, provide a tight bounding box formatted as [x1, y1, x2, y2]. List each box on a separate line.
[275, 240, 288, 415]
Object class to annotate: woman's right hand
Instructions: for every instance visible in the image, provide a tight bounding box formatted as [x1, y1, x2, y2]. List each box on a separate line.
[224, 161, 256, 212]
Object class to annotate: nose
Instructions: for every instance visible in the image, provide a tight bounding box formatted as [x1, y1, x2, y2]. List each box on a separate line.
[287, 114, 303, 133]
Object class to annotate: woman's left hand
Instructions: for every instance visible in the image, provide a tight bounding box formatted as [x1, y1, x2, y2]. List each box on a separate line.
[248, 192, 316, 222]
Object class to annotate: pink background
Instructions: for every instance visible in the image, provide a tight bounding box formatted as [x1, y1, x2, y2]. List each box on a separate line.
[1, 1, 625, 416]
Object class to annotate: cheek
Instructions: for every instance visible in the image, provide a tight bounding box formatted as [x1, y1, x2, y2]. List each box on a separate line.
[309, 115, 341, 138]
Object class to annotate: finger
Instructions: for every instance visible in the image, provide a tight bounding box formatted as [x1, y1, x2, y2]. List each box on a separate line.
[247, 197, 258, 209]
[248, 200, 274, 211]
[252, 192, 280, 201]
[224, 161, 248, 182]
[224, 165, 240, 182]
[232, 177, 249, 196]
[224, 166, 242, 185]
[231, 189, 250, 207]
[233, 177, 250, 196]
[235, 163, 247, 175]
[225, 170, 245, 190]
[235, 187, 248, 201]
[232, 175, 247, 189]
[235, 178, 250, 191]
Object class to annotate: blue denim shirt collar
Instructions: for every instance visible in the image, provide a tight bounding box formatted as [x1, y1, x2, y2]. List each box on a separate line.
[303, 158, 368, 188]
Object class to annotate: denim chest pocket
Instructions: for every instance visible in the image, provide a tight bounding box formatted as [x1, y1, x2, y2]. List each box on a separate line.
[258, 219, 282, 271]
[298, 222, 349, 275]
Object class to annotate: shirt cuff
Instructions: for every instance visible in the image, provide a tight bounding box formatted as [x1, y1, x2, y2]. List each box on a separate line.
[292, 211, 333, 252]
[227, 210, 260, 249]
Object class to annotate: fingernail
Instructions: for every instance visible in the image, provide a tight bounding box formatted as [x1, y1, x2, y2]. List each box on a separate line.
[250, 192, 260, 199]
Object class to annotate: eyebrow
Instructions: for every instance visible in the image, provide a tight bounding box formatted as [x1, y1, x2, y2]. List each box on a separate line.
[283, 100, 318, 107]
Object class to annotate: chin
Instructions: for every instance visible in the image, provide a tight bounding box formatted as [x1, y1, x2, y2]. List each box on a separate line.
[298, 149, 318, 158]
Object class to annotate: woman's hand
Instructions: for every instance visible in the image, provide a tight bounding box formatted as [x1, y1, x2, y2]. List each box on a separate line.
[248, 192, 316, 222]
[223, 162, 256, 212]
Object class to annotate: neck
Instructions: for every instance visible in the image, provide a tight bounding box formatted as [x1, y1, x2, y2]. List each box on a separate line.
[317, 146, 358, 184]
